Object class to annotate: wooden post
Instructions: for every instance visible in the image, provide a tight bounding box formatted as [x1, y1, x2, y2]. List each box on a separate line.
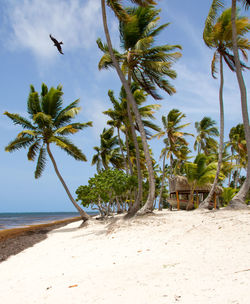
[214, 192, 217, 209]
[196, 191, 199, 207]
[176, 191, 180, 210]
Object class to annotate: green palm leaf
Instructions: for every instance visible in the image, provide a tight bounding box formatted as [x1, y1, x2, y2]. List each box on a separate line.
[27, 141, 41, 161]
[33, 112, 52, 128]
[50, 136, 87, 161]
[5, 136, 35, 152]
[4, 112, 36, 130]
[54, 99, 81, 127]
[106, 0, 129, 21]
[27, 90, 41, 117]
[35, 147, 47, 178]
[55, 122, 92, 135]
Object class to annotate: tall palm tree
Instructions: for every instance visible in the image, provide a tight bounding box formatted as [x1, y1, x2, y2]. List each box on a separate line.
[92, 128, 123, 171]
[4, 83, 92, 221]
[201, 7, 249, 208]
[194, 116, 219, 155]
[100, 1, 180, 214]
[154, 109, 193, 210]
[230, 0, 250, 207]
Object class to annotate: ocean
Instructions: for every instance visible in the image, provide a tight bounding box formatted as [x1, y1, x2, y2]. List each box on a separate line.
[0, 212, 97, 230]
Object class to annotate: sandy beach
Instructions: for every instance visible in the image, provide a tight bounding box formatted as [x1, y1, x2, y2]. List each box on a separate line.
[0, 209, 250, 304]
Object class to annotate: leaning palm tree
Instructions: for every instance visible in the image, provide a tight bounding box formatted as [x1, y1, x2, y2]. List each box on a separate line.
[230, 0, 250, 207]
[100, 0, 156, 215]
[4, 83, 92, 221]
[99, 0, 181, 214]
[201, 7, 249, 209]
[194, 116, 219, 155]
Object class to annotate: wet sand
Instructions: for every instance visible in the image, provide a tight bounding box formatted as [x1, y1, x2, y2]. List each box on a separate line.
[0, 217, 81, 262]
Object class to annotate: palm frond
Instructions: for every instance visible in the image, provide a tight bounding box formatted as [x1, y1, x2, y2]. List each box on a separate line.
[33, 112, 52, 128]
[34, 147, 47, 178]
[55, 122, 92, 135]
[203, 0, 224, 47]
[17, 130, 38, 138]
[141, 119, 161, 132]
[4, 112, 36, 130]
[129, 0, 156, 6]
[27, 141, 41, 161]
[27, 90, 41, 117]
[106, 0, 129, 21]
[5, 136, 35, 152]
[47, 87, 63, 118]
[211, 51, 219, 78]
[98, 53, 115, 70]
[54, 99, 81, 127]
[50, 136, 87, 161]
[149, 23, 170, 38]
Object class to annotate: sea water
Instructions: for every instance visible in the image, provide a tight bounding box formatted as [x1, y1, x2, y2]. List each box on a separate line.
[0, 212, 97, 230]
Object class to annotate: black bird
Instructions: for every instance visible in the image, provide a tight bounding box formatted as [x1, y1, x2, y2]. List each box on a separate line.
[49, 34, 64, 54]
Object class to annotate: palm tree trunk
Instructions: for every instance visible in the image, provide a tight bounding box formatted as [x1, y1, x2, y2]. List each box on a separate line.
[124, 128, 134, 209]
[228, 149, 234, 187]
[228, 0, 250, 208]
[158, 149, 167, 211]
[186, 189, 194, 210]
[125, 129, 134, 175]
[101, 0, 155, 214]
[117, 127, 129, 174]
[46, 143, 90, 221]
[127, 72, 143, 215]
[199, 54, 224, 209]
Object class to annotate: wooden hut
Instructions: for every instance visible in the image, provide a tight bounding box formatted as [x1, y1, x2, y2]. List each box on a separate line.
[168, 176, 223, 210]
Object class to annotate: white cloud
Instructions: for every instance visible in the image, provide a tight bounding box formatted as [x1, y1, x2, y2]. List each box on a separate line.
[4, 0, 101, 58]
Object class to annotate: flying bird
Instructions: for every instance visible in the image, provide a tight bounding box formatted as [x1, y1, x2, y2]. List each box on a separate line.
[49, 34, 64, 55]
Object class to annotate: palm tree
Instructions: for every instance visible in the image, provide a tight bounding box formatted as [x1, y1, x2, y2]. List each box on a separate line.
[201, 7, 249, 208]
[4, 83, 92, 221]
[92, 128, 123, 171]
[184, 154, 220, 210]
[154, 109, 193, 210]
[227, 124, 247, 188]
[194, 117, 219, 155]
[230, 0, 250, 207]
[100, 1, 180, 214]
[103, 84, 161, 213]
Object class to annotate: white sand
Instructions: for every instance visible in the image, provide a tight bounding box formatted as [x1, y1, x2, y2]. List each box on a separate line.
[0, 209, 250, 304]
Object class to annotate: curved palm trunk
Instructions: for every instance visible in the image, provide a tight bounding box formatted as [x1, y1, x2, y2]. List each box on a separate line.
[46, 143, 90, 221]
[228, 0, 250, 208]
[158, 150, 167, 211]
[101, 0, 155, 214]
[199, 54, 224, 209]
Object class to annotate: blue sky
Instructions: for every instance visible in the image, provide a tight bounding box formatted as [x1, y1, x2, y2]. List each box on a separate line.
[0, 0, 249, 212]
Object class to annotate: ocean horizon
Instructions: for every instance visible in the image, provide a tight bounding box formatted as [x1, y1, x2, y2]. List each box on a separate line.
[0, 211, 97, 230]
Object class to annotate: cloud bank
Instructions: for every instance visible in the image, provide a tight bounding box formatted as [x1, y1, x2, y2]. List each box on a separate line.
[4, 0, 101, 58]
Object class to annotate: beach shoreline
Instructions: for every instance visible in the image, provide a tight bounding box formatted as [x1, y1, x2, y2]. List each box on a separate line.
[0, 209, 250, 303]
[0, 216, 82, 263]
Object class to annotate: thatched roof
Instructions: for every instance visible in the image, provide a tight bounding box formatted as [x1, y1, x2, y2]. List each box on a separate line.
[169, 175, 223, 195]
